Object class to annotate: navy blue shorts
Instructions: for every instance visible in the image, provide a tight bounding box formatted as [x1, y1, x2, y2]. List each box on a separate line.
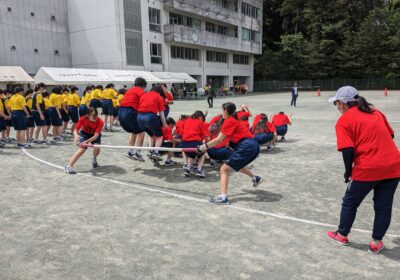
[225, 138, 260, 171]
[79, 105, 88, 117]
[79, 131, 101, 148]
[254, 133, 273, 145]
[181, 141, 203, 158]
[137, 113, 163, 137]
[113, 106, 119, 117]
[275, 125, 288, 136]
[118, 107, 143, 134]
[26, 116, 35, 128]
[68, 106, 79, 123]
[11, 110, 27, 131]
[48, 107, 62, 126]
[44, 110, 51, 126]
[90, 99, 102, 108]
[61, 109, 70, 122]
[0, 118, 6, 131]
[33, 111, 47, 126]
[102, 99, 114, 115]
[5, 119, 13, 127]
[207, 147, 233, 161]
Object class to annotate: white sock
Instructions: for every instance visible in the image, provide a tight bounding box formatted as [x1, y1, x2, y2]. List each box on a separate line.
[220, 193, 227, 200]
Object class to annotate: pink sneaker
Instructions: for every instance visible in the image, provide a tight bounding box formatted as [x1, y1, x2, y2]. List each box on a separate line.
[368, 241, 385, 254]
[326, 230, 349, 246]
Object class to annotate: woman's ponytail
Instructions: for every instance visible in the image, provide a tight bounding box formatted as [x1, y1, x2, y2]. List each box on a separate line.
[357, 96, 373, 114]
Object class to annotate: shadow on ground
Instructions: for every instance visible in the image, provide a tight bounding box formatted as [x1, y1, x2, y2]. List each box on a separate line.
[229, 189, 283, 204]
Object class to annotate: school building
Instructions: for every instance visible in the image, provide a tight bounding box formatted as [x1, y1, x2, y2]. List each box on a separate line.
[0, 0, 263, 90]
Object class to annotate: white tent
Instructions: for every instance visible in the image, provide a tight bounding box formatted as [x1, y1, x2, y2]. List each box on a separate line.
[102, 69, 161, 84]
[0, 66, 34, 84]
[152, 72, 198, 84]
[34, 67, 112, 85]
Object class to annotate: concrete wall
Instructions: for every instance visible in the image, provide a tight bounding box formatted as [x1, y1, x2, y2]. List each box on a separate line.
[0, 0, 72, 74]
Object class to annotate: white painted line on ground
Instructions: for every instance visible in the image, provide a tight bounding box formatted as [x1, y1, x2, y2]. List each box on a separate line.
[22, 149, 400, 238]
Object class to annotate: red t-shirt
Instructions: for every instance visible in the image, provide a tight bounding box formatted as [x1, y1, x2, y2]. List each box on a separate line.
[175, 119, 185, 136]
[182, 118, 209, 141]
[237, 111, 251, 121]
[272, 114, 290, 126]
[209, 115, 222, 125]
[76, 116, 104, 135]
[251, 114, 262, 131]
[162, 125, 173, 141]
[138, 91, 166, 113]
[266, 122, 276, 133]
[221, 116, 254, 144]
[336, 107, 400, 181]
[165, 92, 173, 106]
[119, 87, 145, 110]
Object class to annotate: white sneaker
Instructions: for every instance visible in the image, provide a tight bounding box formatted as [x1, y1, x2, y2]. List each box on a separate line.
[64, 165, 77, 174]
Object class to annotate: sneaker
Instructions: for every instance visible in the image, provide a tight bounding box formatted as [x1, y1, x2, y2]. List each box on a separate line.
[252, 176, 263, 188]
[92, 159, 98, 168]
[64, 165, 77, 175]
[23, 143, 32, 148]
[210, 160, 216, 168]
[151, 152, 162, 161]
[281, 136, 286, 142]
[17, 143, 25, 148]
[43, 140, 54, 145]
[165, 159, 177, 165]
[368, 240, 385, 254]
[267, 145, 272, 150]
[33, 139, 42, 144]
[326, 231, 349, 246]
[26, 138, 32, 143]
[133, 152, 145, 162]
[195, 168, 206, 178]
[0, 142, 5, 148]
[125, 151, 136, 160]
[6, 138, 13, 143]
[183, 166, 191, 177]
[209, 195, 230, 205]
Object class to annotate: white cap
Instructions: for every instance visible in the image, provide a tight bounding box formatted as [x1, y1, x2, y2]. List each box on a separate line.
[329, 86, 359, 104]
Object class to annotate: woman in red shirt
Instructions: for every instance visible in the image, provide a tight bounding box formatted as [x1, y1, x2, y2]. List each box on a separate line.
[162, 84, 174, 118]
[272, 112, 292, 141]
[137, 86, 168, 161]
[326, 86, 400, 254]
[181, 111, 209, 178]
[64, 107, 104, 174]
[198, 102, 263, 205]
[252, 114, 277, 149]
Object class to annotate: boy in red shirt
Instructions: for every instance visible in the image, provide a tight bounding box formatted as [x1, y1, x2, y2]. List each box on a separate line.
[326, 86, 400, 254]
[161, 117, 178, 165]
[162, 84, 174, 118]
[64, 107, 104, 174]
[272, 112, 292, 141]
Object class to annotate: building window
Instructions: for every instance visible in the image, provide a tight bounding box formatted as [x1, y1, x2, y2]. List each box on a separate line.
[150, 43, 162, 64]
[171, 46, 199, 61]
[54, 50, 59, 56]
[206, 51, 227, 63]
[149, 8, 161, 33]
[241, 2, 260, 19]
[233, 54, 249, 65]
[10, 45, 16, 51]
[169, 13, 200, 29]
[50, 15, 56, 21]
[221, 0, 228, 9]
[7, 7, 12, 12]
[241, 28, 260, 42]
[34, 48, 39, 53]
[30, 12, 35, 17]
[206, 22, 230, 36]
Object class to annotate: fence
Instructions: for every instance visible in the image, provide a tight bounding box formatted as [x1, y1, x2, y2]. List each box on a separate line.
[254, 78, 400, 92]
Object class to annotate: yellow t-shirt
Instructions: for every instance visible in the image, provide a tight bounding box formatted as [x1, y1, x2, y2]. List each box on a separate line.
[4, 99, 11, 110]
[0, 99, 3, 113]
[102, 88, 117, 100]
[80, 95, 87, 105]
[10, 94, 27, 111]
[26, 98, 33, 110]
[35, 93, 44, 106]
[67, 93, 81, 107]
[44, 98, 52, 110]
[91, 89, 102, 100]
[49, 93, 60, 108]
[62, 93, 69, 104]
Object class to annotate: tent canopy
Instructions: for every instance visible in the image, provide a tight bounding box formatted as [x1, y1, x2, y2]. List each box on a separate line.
[34, 67, 198, 85]
[0, 66, 34, 83]
[152, 72, 197, 84]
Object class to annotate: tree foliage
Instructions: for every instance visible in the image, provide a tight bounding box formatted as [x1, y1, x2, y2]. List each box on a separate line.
[255, 0, 400, 80]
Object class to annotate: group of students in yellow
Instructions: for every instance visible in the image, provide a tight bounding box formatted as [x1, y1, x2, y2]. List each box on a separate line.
[0, 83, 125, 148]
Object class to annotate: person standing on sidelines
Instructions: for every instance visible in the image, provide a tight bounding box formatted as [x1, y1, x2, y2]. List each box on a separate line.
[118, 78, 147, 162]
[326, 86, 400, 254]
[290, 82, 299, 107]
[10, 87, 31, 148]
[198, 102, 263, 205]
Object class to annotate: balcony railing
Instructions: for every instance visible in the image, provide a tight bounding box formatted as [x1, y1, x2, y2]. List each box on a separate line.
[163, 0, 240, 26]
[164, 24, 261, 54]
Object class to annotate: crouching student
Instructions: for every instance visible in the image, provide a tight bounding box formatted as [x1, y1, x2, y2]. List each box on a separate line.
[272, 112, 292, 141]
[64, 107, 104, 174]
[161, 117, 178, 165]
[198, 102, 263, 205]
[252, 113, 277, 149]
[181, 111, 209, 177]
